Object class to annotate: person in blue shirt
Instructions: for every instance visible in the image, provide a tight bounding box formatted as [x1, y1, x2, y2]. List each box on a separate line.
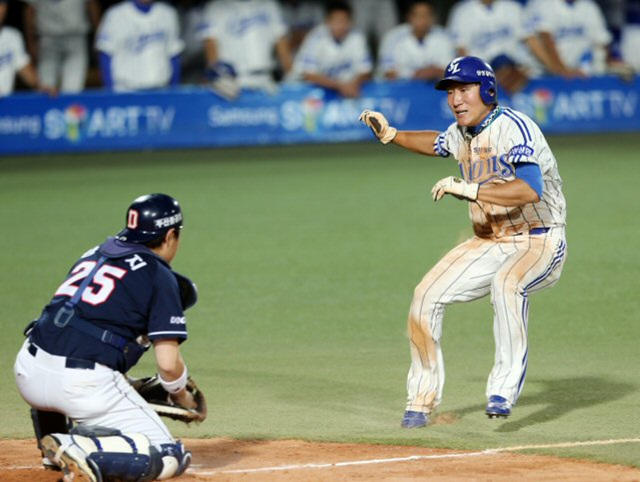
[15, 193, 197, 481]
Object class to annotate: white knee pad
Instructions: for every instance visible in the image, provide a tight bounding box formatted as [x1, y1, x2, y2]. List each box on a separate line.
[66, 428, 163, 481]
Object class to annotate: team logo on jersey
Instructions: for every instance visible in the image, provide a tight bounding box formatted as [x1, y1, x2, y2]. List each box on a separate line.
[509, 145, 534, 157]
[467, 153, 514, 182]
[127, 209, 139, 229]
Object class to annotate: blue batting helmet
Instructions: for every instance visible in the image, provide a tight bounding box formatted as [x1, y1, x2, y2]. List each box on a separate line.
[116, 193, 183, 244]
[435, 56, 498, 105]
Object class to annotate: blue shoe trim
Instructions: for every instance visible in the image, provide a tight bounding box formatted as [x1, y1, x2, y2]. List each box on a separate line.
[401, 410, 428, 428]
[486, 395, 511, 417]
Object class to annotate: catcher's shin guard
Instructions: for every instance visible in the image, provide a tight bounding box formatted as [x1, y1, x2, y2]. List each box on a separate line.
[47, 430, 164, 481]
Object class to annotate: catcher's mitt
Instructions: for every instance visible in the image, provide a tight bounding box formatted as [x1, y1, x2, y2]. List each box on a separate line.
[128, 375, 207, 424]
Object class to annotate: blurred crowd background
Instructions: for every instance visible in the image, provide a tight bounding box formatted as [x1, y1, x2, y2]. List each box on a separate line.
[0, 0, 638, 99]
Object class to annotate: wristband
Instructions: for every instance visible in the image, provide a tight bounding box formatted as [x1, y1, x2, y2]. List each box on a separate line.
[158, 366, 188, 394]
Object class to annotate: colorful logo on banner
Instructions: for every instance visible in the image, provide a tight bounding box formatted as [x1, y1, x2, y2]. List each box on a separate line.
[531, 89, 554, 125]
[280, 90, 411, 134]
[64, 104, 88, 142]
[44, 104, 175, 142]
[511, 87, 638, 126]
[302, 91, 324, 133]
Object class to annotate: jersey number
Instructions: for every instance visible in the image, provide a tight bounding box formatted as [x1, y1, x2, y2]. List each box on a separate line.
[55, 261, 127, 306]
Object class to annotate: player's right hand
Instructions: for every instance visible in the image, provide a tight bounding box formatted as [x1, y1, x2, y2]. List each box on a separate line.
[359, 110, 398, 145]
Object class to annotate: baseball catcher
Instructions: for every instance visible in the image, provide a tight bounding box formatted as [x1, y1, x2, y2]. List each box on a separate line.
[15, 193, 204, 481]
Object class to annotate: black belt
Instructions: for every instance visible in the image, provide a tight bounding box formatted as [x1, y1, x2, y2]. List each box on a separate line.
[28, 343, 95, 370]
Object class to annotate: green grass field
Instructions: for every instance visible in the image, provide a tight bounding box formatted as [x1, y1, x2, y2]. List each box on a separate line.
[1, 134, 639, 468]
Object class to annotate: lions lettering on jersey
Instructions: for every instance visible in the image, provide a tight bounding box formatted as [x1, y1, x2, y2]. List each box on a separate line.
[438, 106, 566, 238]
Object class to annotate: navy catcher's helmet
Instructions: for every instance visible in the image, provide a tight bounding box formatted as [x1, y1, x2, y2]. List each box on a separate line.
[116, 193, 183, 244]
[435, 56, 498, 105]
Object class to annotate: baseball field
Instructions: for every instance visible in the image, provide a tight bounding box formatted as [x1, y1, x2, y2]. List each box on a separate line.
[1, 134, 639, 480]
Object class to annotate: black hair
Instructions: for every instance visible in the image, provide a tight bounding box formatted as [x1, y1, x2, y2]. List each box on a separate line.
[325, 0, 352, 17]
[143, 227, 181, 249]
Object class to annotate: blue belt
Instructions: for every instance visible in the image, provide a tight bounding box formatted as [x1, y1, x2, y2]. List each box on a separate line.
[28, 343, 95, 370]
[530, 227, 550, 235]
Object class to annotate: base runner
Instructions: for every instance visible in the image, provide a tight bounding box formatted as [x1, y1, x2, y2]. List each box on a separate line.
[359, 56, 567, 428]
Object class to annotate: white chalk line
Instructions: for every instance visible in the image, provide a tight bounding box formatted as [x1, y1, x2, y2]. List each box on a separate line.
[189, 438, 640, 476]
[3, 438, 639, 473]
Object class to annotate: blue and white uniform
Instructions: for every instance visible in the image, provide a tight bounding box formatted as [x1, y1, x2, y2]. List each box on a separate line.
[621, 0, 640, 73]
[447, 0, 535, 71]
[524, 0, 612, 74]
[198, 0, 288, 89]
[378, 24, 454, 79]
[406, 106, 567, 415]
[0, 26, 30, 96]
[291, 24, 372, 82]
[95, 1, 184, 91]
[15, 236, 188, 447]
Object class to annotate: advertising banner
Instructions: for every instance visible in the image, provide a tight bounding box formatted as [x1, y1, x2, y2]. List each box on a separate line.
[0, 77, 638, 155]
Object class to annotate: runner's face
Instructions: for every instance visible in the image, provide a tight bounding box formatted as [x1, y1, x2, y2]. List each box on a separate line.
[446, 83, 492, 127]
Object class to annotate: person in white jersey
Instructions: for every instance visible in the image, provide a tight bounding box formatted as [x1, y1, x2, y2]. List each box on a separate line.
[199, 0, 293, 96]
[291, 0, 372, 98]
[524, 0, 614, 76]
[23, 0, 101, 93]
[0, 0, 45, 96]
[447, 0, 537, 92]
[378, 0, 453, 81]
[95, 0, 184, 91]
[359, 56, 567, 428]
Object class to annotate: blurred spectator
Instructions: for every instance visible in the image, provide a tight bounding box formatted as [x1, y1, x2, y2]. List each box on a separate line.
[176, 0, 208, 83]
[281, 0, 324, 54]
[524, 0, 621, 76]
[349, 0, 398, 53]
[447, 0, 535, 93]
[199, 0, 292, 97]
[290, 1, 372, 98]
[620, 0, 640, 73]
[23, 0, 101, 93]
[95, 0, 184, 91]
[378, 0, 453, 81]
[0, 0, 48, 96]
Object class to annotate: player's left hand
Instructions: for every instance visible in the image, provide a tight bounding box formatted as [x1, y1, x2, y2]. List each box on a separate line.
[431, 176, 479, 202]
[128, 375, 207, 424]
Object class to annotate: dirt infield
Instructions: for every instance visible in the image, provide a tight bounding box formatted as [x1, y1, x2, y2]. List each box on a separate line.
[2, 438, 640, 481]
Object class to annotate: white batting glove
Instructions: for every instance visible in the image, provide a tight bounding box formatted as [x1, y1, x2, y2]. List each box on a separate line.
[431, 176, 479, 202]
[358, 110, 398, 144]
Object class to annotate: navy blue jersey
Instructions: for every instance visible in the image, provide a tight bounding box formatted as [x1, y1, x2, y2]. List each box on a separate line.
[31, 237, 188, 371]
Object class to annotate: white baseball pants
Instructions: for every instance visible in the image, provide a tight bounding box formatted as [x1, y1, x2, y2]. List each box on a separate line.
[37, 35, 88, 93]
[14, 340, 174, 448]
[406, 228, 566, 413]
